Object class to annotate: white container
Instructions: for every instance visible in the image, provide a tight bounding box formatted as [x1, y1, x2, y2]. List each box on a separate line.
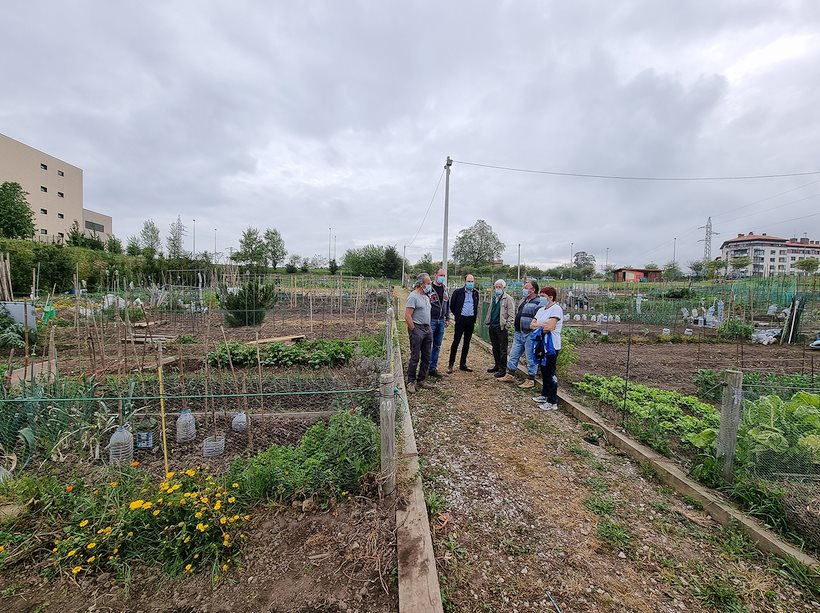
[176, 409, 196, 443]
[203, 435, 226, 457]
[109, 426, 134, 465]
[231, 411, 248, 433]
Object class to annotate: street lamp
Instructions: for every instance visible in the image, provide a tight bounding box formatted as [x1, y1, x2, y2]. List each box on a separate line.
[192, 219, 196, 258]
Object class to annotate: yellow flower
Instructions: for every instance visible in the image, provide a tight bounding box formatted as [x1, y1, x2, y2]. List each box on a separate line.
[221, 564, 228, 572]
[184, 536, 191, 543]
[169, 483, 181, 493]
[159, 482, 169, 491]
[193, 553, 199, 559]
[0, 545, 5, 553]
[178, 521, 185, 528]
[231, 483, 239, 489]
[196, 523, 208, 532]
[87, 556, 95, 563]
[214, 501, 222, 511]
[195, 511, 203, 519]
[185, 469, 195, 477]
[157, 497, 163, 503]
[228, 496, 235, 503]
[220, 517, 227, 525]
[243, 515, 251, 520]
[152, 509, 160, 516]
[79, 520, 89, 528]
[129, 500, 144, 510]
[113, 548, 119, 554]
[200, 497, 208, 504]
[71, 565, 83, 574]
[87, 542, 96, 550]
[52, 547, 58, 553]
[104, 527, 112, 535]
[130, 460, 140, 467]
[110, 481, 118, 488]
[67, 549, 77, 557]
[166, 471, 175, 479]
[127, 531, 133, 537]
[185, 563, 193, 572]
[141, 501, 153, 510]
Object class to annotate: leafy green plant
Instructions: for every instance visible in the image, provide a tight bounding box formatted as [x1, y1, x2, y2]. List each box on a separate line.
[694, 369, 723, 402]
[584, 494, 615, 516]
[218, 281, 276, 327]
[207, 339, 355, 369]
[424, 488, 447, 516]
[596, 518, 633, 550]
[716, 318, 753, 341]
[692, 575, 746, 612]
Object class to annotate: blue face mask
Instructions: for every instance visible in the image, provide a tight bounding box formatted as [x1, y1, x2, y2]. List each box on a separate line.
[522, 288, 530, 297]
[465, 282, 474, 290]
[423, 284, 432, 294]
[436, 276, 446, 284]
[494, 288, 502, 296]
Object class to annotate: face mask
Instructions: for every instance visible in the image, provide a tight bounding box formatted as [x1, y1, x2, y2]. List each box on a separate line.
[436, 276, 446, 284]
[423, 284, 432, 294]
[495, 288, 502, 296]
[522, 289, 530, 297]
[465, 282, 474, 290]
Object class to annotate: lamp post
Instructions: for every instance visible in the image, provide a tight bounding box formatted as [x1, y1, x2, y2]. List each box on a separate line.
[442, 156, 453, 277]
[192, 219, 196, 258]
[569, 242, 574, 280]
[673, 237, 677, 266]
[517, 243, 521, 282]
[214, 228, 217, 263]
[605, 247, 609, 275]
[401, 245, 406, 287]
[328, 227, 332, 265]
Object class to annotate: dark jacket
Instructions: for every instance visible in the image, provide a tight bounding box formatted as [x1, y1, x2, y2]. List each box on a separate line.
[429, 284, 450, 321]
[450, 287, 480, 321]
[515, 295, 546, 332]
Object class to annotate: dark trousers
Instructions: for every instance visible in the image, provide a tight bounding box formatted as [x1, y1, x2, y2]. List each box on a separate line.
[448, 315, 476, 367]
[540, 353, 559, 404]
[488, 326, 508, 372]
[408, 324, 433, 382]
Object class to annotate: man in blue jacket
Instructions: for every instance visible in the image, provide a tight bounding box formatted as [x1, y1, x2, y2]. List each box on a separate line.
[447, 273, 480, 373]
[498, 280, 545, 388]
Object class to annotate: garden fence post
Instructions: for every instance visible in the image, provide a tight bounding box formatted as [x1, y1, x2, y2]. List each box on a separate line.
[379, 372, 396, 496]
[717, 369, 743, 481]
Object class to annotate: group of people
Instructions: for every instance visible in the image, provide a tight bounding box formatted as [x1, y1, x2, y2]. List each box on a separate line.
[404, 273, 563, 410]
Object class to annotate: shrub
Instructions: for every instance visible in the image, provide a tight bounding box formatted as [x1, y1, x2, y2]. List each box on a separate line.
[208, 339, 355, 369]
[219, 281, 276, 327]
[716, 318, 753, 341]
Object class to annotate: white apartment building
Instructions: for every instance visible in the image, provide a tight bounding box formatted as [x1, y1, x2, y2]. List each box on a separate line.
[0, 132, 112, 242]
[720, 232, 820, 277]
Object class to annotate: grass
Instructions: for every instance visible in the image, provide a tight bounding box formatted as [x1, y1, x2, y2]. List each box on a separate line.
[568, 444, 591, 458]
[521, 416, 555, 435]
[692, 575, 747, 612]
[584, 494, 616, 516]
[425, 489, 447, 516]
[682, 495, 704, 510]
[583, 476, 608, 493]
[639, 463, 656, 479]
[715, 526, 756, 561]
[596, 518, 633, 550]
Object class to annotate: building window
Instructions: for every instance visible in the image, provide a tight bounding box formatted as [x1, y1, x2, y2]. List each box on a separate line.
[769, 257, 775, 262]
[40, 163, 47, 170]
[57, 213, 64, 219]
[40, 208, 47, 215]
[40, 186, 47, 192]
[57, 192, 64, 198]
[57, 232, 64, 239]
[40, 229, 47, 235]
[85, 220, 105, 233]
[57, 170, 64, 177]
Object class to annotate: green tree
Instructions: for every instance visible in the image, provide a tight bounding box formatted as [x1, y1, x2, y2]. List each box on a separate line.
[285, 254, 301, 274]
[126, 235, 141, 256]
[139, 219, 161, 257]
[662, 261, 684, 281]
[688, 259, 705, 279]
[705, 259, 725, 280]
[729, 256, 751, 275]
[106, 236, 123, 254]
[166, 216, 186, 259]
[451, 219, 505, 269]
[232, 227, 267, 272]
[794, 257, 819, 274]
[328, 258, 338, 275]
[382, 245, 403, 278]
[263, 228, 287, 269]
[644, 262, 659, 270]
[0, 182, 34, 239]
[66, 220, 85, 247]
[343, 245, 386, 277]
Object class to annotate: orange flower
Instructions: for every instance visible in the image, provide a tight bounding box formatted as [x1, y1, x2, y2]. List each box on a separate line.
[130, 461, 140, 467]
[66, 485, 74, 492]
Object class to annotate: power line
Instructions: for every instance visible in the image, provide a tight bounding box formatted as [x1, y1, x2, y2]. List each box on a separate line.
[453, 159, 820, 182]
[407, 168, 445, 249]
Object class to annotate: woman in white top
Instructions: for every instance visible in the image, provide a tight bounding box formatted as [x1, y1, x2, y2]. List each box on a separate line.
[529, 286, 563, 410]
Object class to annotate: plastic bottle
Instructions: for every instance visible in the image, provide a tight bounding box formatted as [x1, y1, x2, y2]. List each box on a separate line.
[109, 426, 134, 465]
[176, 408, 196, 443]
[231, 411, 248, 433]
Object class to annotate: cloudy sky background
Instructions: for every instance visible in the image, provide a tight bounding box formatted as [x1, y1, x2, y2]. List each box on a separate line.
[2, 1, 819, 271]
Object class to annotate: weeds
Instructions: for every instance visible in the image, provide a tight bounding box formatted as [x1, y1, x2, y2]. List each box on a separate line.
[692, 575, 747, 612]
[424, 489, 447, 516]
[583, 476, 608, 493]
[596, 518, 633, 550]
[584, 494, 616, 516]
[521, 416, 554, 436]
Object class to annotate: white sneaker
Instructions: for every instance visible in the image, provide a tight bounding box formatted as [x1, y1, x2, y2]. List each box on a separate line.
[532, 395, 547, 403]
[538, 402, 558, 411]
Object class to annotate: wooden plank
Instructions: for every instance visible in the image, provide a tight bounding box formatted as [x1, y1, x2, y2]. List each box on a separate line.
[132, 355, 178, 371]
[245, 334, 305, 346]
[133, 320, 168, 328]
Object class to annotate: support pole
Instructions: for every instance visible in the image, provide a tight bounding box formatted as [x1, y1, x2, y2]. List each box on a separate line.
[717, 369, 743, 481]
[442, 156, 452, 277]
[380, 372, 396, 496]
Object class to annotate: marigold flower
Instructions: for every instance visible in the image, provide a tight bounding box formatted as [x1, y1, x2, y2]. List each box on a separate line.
[0, 545, 5, 553]
[196, 523, 208, 532]
[110, 481, 118, 488]
[214, 501, 222, 511]
[166, 471, 175, 479]
[243, 515, 251, 520]
[66, 485, 74, 492]
[185, 563, 193, 572]
[141, 501, 153, 510]
[71, 565, 83, 574]
[185, 469, 195, 477]
[152, 509, 160, 516]
[129, 500, 144, 510]
[220, 517, 227, 525]
[184, 536, 191, 543]
[178, 521, 185, 527]
[87, 556, 95, 563]
[228, 496, 235, 503]
[87, 542, 96, 550]
[231, 483, 239, 489]
[159, 482, 169, 491]
[195, 511, 203, 519]
[113, 548, 119, 554]
[221, 564, 228, 572]
[200, 497, 208, 504]
[79, 520, 89, 528]
[130, 461, 140, 467]
[104, 527, 112, 534]
[194, 553, 199, 559]
[67, 549, 76, 557]
[127, 531, 133, 537]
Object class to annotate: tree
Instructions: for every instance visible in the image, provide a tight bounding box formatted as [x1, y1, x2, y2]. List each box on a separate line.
[231, 227, 266, 272]
[662, 261, 684, 281]
[413, 252, 435, 274]
[329, 259, 338, 275]
[139, 220, 161, 256]
[644, 262, 660, 270]
[451, 220, 505, 269]
[705, 259, 725, 280]
[573, 251, 596, 269]
[794, 257, 819, 274]
[285, 254, 301, 274]
[382, 245, 403, 278]
[106, 236, 123, 254]
[166, 216, 186, 259]
[688, 260, 705, 279]
[263, 228, 286, 269]
[729, 256, 751, 275]
[126, 235, 141, 256]
[66, 220, 85, 246]
[0, 182, 35, 239]
[343, 245, 387, 277]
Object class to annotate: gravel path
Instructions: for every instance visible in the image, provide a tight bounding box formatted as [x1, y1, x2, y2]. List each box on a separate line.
[405, 328, 817, 612]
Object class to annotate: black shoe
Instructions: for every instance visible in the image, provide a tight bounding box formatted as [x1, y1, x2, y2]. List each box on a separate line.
[428, 370, 442, 378]
[447, 365, 454, 374]
[486, 366, 498, 373]
[494, 369, 506, 378]
[459, 365, 473, 372]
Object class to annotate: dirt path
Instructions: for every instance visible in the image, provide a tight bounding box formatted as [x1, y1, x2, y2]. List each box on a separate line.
[405, 327, 817, 612]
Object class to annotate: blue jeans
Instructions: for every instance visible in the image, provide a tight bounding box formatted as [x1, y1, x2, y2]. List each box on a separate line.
[429, 318, 446, 371]
[507, 330, 537, 377]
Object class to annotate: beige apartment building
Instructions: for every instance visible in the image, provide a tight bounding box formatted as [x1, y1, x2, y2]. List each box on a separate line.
[720, 232, 820, 277]
[0, 132, 112, 242]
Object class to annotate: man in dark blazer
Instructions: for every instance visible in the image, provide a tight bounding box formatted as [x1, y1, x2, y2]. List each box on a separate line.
[447, 273, 480, 373]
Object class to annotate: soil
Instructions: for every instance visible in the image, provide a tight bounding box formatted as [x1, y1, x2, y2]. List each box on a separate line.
[0, 498, 398, 613]
[406, 328, 818, 612]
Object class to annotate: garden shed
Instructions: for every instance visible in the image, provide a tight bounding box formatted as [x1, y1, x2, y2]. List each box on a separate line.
[611, 267, 663, 282]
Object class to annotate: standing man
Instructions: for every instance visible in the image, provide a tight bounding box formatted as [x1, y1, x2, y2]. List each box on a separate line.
[447, 273, 480, 373]
[484, 279, 516, 377]
[529, 286, 564, 410]
[427, 267, 450, 377]
[498, 280, 543, 388]
[405, 273, 434, 394]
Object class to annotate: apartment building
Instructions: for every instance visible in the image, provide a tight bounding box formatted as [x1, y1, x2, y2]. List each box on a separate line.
[720, 232, 820, 277]
[0, 132, 112, 241]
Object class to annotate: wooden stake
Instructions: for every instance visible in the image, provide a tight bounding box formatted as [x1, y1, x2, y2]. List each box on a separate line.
[157, 343, 170, 476]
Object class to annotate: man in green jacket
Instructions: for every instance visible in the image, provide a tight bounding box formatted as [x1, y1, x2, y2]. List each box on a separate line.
[484, 279, 516, 377]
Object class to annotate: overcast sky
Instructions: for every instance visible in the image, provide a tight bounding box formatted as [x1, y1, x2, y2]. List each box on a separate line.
[2, 1, 819, 271]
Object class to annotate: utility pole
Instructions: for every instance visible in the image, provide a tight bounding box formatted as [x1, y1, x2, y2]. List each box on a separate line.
[698, 217, 718, 262]
[192, 219, 196, 258]
[328, 227, 332, 265]
[517, 243, 521, 282]
[442, 156, 453, 277]
[401, 245, 406, 287]
[605, 247, 609, 273]
[673, 237, 677, 266]
[214, 229, 217, 263]
[569, 242, 574, 280]
[333, 235, 336, 261]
